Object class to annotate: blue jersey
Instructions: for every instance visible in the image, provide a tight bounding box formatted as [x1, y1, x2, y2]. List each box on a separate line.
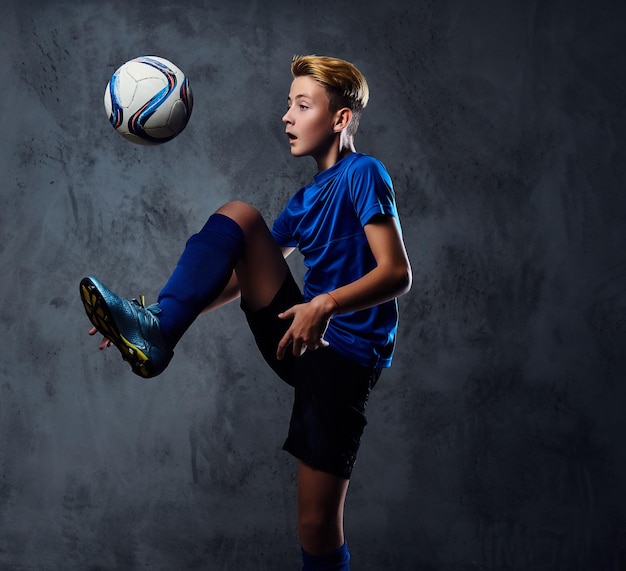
[271, 153, 400, 368]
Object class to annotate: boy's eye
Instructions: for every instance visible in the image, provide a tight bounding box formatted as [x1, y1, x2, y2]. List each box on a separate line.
[285, 102, 309, 113]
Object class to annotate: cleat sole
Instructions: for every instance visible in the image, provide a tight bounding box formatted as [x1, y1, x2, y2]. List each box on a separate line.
[80, 278, 154, 378]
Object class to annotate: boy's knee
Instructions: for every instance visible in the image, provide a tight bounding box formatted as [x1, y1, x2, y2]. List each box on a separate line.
[219, 198, 249, 206]
[298, 520, 322, 549]
[215, 201, 264, 233]
[298, 510, 341, 546]
[217, 200, 258, 217]
[215, 200, 266, 237]
[298, 510, 322, 536]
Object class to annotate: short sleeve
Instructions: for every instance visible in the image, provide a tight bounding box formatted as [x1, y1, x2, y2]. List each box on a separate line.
[348, 156, 398, 226]
[271, 208, 297, 247]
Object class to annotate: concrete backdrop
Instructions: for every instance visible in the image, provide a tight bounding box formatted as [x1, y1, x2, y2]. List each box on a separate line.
[1, 0, 625, 569]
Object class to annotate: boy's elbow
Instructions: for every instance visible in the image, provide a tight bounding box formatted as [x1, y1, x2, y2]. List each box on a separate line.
[394, 261, 412, 297]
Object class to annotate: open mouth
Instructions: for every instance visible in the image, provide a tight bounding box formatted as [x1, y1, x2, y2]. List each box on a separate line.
[287, 133, 297, 140]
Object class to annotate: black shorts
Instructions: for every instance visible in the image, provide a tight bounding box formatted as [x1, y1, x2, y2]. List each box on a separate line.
[242, 273, 381, 479]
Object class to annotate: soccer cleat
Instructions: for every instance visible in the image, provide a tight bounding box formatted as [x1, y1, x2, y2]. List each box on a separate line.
[79, 276, 173, 378]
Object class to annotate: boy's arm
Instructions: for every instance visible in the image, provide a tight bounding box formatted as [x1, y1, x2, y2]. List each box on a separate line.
[324, 214, 411, 313]
[276, 215, 411, 359]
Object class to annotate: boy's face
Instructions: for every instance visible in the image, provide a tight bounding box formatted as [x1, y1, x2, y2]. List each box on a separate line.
[282, 75, 338, 161]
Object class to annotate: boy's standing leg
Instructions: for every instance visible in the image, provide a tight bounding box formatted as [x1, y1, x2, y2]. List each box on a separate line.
[298, 463, 351, 570]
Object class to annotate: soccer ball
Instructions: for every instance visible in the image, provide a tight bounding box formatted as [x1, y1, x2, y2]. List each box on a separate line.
[104, 56, 193, 145]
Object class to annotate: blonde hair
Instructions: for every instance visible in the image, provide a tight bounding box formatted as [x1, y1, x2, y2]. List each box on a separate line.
[291, 55, 369, 137]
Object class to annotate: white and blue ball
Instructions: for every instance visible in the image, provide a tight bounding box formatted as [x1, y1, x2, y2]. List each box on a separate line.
[104, 56, 193, 145]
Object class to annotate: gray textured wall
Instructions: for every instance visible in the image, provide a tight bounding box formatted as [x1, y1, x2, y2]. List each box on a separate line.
[1, 0, 625, 569]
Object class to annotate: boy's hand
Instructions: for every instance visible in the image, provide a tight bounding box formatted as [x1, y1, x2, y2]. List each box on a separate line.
[276, 295, 336, 359]
[89, 326, 114, 350]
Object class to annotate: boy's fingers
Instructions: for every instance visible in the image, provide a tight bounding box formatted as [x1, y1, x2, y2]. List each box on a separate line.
[278, 302, 306, 321]
[278, 307, 295, 320]
[295, 342, 306, 356]
[276, 333, 291, 360]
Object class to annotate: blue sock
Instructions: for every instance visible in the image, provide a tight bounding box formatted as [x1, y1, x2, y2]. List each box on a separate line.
[301, 543, 350, 571]
[157, 213, 245, 347]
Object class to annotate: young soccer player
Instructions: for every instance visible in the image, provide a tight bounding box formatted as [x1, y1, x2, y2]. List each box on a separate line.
[80, 55, 411, 570]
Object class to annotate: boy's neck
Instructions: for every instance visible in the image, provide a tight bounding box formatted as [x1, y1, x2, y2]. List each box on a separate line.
[315, 135, 356, 172]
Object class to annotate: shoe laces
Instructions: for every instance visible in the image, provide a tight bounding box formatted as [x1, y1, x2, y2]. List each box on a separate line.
[130, 295, 162, 318]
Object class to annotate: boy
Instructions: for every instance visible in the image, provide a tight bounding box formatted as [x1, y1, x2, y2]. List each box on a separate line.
[80, 55, 411, 570]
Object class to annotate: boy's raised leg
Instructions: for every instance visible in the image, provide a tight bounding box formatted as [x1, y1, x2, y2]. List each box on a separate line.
[80, 200, 289, 378]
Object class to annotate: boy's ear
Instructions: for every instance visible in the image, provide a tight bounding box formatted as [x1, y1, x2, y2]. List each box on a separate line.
[333, 108, 352, 132]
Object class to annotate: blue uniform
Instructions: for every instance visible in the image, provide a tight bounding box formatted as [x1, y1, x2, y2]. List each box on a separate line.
[271, 153, 400, 368]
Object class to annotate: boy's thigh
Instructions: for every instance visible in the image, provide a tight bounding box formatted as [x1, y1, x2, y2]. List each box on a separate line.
[242, 271, 304, 384]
